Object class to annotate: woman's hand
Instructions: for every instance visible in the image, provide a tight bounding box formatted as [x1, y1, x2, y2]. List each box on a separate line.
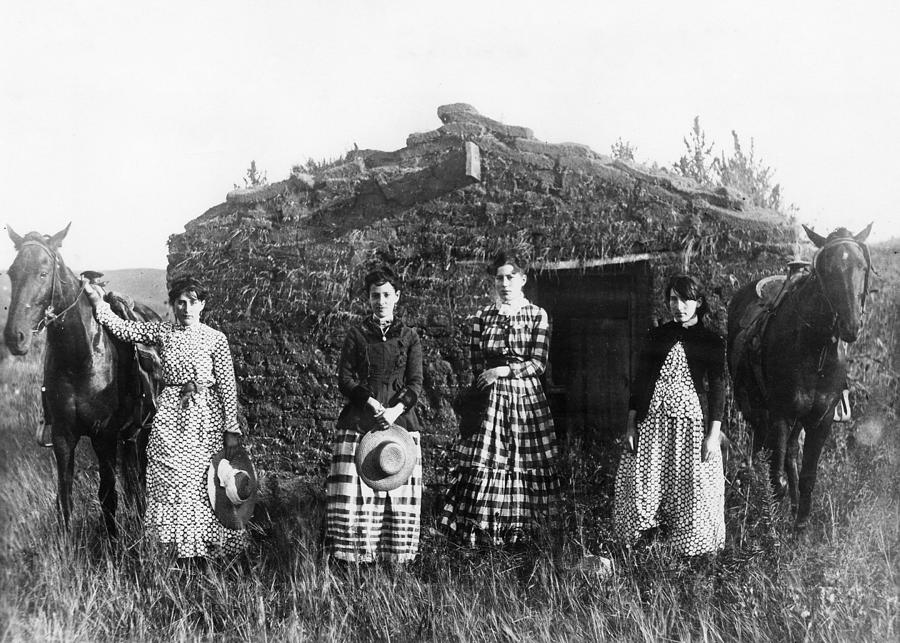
[476, 366, 510, 390]
[701, 421, 722, 462]
[381, 404, 405, 426]
[365, 397, 385, 417]
[624, 411, 638, 454]
[80, 278, 104, 307]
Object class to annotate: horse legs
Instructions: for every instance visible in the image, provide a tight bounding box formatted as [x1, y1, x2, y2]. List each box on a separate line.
[52, 431, 78, 530]
[121, 426, 149, 516]
[796, 416, 832, 529]
[785, 423, 803, 515]
[766, 415, 792, 500]
[91, 434, 119, 541]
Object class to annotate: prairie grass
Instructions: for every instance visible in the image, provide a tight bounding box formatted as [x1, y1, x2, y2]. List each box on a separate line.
[1, 341, 896, 642]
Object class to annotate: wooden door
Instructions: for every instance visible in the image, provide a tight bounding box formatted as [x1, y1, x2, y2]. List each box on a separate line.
[529, 262, 650, 442]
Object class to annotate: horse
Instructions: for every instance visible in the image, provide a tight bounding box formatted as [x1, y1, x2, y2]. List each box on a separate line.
[727, 223, 873, 529]
[4, 223, 159, 540]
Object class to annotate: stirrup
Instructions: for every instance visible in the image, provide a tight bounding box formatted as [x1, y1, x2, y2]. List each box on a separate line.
[36, 423, 53, 447]
[833, 390, 852, 422]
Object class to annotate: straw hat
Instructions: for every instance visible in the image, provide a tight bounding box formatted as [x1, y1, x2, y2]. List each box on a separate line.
[354, 424, 417, 491]
[207, 446, 258, 530]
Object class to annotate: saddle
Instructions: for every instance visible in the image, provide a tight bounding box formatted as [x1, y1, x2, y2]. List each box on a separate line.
[730, 266, 808, 401]
[103, 289, 163, 440]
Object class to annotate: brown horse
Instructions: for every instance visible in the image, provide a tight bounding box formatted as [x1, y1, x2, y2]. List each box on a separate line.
[4, 224, 158, 539]
[727, 223, 872, 528]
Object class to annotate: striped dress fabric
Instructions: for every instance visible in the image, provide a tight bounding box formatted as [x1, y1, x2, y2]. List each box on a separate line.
[325, 429, 422, 563]
[93, 302, 247, 558]
[614, 341, 725, 556]
[440, 300, 560, 546]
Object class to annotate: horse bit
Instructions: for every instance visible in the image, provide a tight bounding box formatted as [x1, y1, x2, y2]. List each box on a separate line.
[19, 239, 87, 333]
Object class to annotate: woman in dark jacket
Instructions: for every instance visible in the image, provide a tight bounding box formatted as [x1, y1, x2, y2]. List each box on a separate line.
[324, 266, 424, 563]
[614, 273, 726, 556]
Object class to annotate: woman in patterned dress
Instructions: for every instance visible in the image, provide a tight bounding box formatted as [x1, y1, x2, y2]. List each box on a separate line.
[615, 273, 727, 556]
[440, 251, 559, 546]
[83, 275, 247, 559]
[324, 266, 424, 563]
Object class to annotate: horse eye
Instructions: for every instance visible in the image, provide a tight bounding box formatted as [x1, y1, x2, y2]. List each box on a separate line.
[39, 271, 49, 278]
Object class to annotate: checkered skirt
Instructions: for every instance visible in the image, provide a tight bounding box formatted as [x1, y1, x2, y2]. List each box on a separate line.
[440, 373, 560, 545]
[325, 428, 422, 563]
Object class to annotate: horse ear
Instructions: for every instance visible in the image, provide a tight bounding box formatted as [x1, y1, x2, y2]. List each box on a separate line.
[7, 225, 24, 249]
[803, 224, 827, 248]
[48, 222, 72, 249]
[854, 222, 873, 244]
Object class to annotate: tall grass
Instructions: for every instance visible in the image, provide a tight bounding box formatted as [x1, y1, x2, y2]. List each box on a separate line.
[2, 308, 898, 641]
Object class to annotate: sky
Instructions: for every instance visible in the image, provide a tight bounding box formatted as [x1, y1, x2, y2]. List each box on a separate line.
[1, 1, 898, 271]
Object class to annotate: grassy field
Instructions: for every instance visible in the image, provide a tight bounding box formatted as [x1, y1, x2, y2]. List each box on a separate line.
[1, 248, 897, 641]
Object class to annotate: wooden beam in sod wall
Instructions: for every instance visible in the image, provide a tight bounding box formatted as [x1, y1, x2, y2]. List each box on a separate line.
[529, 259, 652, 443]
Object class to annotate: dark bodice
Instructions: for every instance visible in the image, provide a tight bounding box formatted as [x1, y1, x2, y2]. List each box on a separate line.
[337, 318, 423, 432]
[629, 320, 727, 429]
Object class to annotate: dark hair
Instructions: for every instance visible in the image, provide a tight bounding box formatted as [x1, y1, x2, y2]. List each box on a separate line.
[168, 275, 209, 303]
[364, 266, 401, 292]
[665, 273, 708, 320]
[490, 250, 526, 275]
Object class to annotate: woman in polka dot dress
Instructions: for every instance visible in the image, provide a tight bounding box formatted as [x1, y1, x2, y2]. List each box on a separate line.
[83, 275, 247, 559]
[615, 274, 727, 556]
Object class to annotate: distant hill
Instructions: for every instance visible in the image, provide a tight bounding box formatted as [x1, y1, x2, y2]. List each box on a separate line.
[100, 269, 170, 318]
[1, 268, 169, 328]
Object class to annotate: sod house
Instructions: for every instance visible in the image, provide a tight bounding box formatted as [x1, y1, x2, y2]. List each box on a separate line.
[167, 103, 794, 480]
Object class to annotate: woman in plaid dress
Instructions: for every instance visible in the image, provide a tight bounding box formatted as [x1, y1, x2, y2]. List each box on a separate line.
[440, 252, 560, 546]
[325, 266, 424, 563]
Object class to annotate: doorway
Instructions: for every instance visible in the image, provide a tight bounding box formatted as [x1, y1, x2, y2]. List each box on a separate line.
[529, 261, 651, 443]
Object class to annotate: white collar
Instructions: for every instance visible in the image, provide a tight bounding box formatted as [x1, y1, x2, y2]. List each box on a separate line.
[496, 297, 528, 316]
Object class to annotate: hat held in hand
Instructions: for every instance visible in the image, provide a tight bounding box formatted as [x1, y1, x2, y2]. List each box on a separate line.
[207, 446, 258, 530]
[354, 424, 417, 491]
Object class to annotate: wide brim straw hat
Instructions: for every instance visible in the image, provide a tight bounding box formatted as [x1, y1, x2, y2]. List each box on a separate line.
[207, 445, 258, 530]
[354, 424, 417, 491]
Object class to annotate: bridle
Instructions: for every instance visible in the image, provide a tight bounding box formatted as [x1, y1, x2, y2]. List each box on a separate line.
[810, 236, 872, 327]
[17, 239, 86, 333]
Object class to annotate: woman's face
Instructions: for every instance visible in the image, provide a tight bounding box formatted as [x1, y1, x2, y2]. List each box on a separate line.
[668, 289, 700, 325]
[369, 281, 399, 320]
[171, 291, 206, 327]
[494, 264, 526, 303]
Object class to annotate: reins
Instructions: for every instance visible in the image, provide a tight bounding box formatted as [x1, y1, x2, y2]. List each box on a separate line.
[19, 239, 86, 333]
[806, 236, 872, 419]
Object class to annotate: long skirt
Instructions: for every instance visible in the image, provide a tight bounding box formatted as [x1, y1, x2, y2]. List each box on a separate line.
[146, 387, 247, 558]
[614, 412, 724, 556]
[439, 377, 560, 546]
[325, 428, 423, 563]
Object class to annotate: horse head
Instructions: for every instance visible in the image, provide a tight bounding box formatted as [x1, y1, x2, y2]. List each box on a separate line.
[803, 222, 873, 343]
[4, 223, 72, 355]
